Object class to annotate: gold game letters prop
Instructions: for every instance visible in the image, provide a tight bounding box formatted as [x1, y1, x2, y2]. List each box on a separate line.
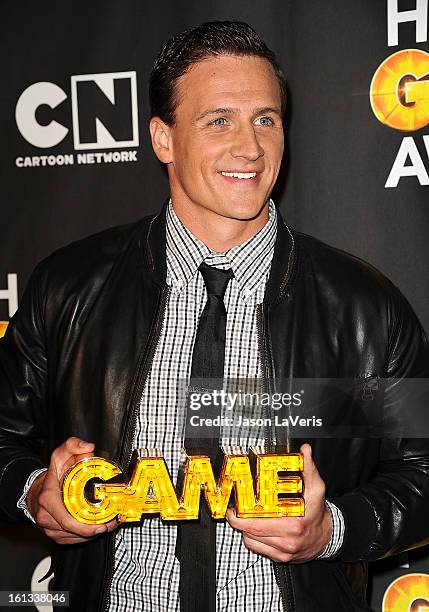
[63, 449, 304, 524]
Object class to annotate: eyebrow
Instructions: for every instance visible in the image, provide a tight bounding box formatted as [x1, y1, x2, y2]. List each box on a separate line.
[195, 106, 282, 121]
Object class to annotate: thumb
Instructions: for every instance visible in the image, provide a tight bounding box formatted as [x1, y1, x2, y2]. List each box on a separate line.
[300, 443, 325, 501]
[47, 437, 95, 485]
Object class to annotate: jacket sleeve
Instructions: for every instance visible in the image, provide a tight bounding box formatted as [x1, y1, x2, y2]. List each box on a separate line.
[0, 263, 49, 522]
[332, 287, 429, 562]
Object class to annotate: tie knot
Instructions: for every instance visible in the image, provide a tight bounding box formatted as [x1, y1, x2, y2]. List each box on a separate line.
[199, 262, 233, 299]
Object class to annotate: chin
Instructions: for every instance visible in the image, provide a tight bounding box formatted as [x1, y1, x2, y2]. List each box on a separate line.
[222, 202, 268, 221]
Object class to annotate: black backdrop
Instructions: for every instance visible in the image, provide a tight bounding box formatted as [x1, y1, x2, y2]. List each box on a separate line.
[1, 1, 429, 609]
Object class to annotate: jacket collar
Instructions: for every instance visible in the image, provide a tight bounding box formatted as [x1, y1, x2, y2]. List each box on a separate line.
[166, 199, 277, 301]
[264, 211, 296, 304]
[142, 198, 295, 301]
[141, 199, 168, 288]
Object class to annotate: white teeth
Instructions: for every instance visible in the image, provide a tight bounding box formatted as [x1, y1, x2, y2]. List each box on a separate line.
[221, 171, 257, 179]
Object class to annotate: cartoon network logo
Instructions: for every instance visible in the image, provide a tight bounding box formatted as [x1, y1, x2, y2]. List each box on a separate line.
[15, 71, 139, 168]
[382, 573, 429, 611]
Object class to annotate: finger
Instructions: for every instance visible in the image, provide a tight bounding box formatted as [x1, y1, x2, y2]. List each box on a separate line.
[44, 518, 118, 543]
[300, 443, 325, 501]
[35, 507, 63, 531]
[105, 518, 119, 532]
[52, 437, 95, 481]
[44, 528, 92, 541]
[226, 509, 271, 533]
[243, 532, 302, 554]
[242, 533, 293, 563]
[300, 444, 318, 480]
[56, 537, 91, 545]
[38, 507, 118, 535]
[226, 509, 305, 538]
[54, 513, 119, 539]
[60, 451, 95, 481]
[226, 508, 243, 531]
[226, 508, 279, 533]
[43, 438, 95, 489]
[45, 531, 99, 545]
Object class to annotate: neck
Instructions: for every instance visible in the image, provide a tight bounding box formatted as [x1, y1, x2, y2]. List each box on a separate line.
[171, 201, 270, 252]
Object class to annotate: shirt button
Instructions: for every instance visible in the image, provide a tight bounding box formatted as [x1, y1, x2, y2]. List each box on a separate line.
[176, 279, 183, 290]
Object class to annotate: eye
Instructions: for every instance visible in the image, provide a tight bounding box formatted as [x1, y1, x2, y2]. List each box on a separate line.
[210, 117, 227, 126]
[255, 116, 274, 126]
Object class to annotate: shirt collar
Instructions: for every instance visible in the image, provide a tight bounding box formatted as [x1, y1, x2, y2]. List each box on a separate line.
[166, 199, 277, 301]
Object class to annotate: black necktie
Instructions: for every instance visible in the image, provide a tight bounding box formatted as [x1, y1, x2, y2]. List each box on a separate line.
[177, 262, 233, 612]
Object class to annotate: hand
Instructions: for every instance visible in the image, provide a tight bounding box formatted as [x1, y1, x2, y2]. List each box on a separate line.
[26, 436, 118, 545]
[226, 443, 332, 563]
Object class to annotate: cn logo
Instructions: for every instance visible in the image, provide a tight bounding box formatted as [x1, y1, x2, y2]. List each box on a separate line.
[383, 573, 429, 611]
[15, 71, 139, 150]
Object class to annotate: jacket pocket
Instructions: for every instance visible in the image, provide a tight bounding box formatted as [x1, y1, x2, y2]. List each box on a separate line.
[331, 561, 373, 611]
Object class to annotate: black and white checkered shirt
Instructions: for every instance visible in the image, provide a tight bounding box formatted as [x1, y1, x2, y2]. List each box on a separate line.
[19, 200, 344, 610]
[108, 201, 344, 611]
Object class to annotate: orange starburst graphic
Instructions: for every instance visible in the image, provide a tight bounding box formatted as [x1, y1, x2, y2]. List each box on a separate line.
[0, 322, 8, 338]
[382, 573, 429, 611]
[370, 49, 429, 131]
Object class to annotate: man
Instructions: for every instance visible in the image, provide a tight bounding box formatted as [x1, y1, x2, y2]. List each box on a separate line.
[0, 20, 429, 612]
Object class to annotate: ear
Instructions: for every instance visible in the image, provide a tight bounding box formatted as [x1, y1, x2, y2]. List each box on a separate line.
[149, 117, 173, 163]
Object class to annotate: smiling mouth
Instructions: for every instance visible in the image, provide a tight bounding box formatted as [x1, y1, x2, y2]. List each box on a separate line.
[220, 171, 257, 179]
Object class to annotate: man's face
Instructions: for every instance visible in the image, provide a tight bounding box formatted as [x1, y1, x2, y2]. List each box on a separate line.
[155, 54, 284, 224]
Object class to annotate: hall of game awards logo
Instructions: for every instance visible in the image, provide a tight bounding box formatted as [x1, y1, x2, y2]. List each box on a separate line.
[15, 71, 139, 168]
[382, 573, 429, 610]
[370, 1, 429, 188]
[370, 49, 429, 132]
[0, 273, 18, 338]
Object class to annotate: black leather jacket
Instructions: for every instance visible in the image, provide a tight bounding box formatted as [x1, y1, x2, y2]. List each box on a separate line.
[1, 205, 429, 612]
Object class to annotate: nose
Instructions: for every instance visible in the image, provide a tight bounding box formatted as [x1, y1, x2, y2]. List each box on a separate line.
[230, 124, 264, 162]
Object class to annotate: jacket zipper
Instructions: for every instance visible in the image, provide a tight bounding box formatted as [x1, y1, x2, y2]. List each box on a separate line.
[256, 302, 295, 612]
[256, 303, 273, 451]
[100, 283, 171, 612]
